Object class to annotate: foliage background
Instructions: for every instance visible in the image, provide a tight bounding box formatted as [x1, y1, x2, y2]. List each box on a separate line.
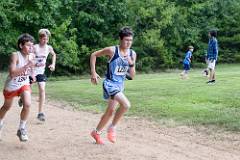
[0, 0, 240, 75]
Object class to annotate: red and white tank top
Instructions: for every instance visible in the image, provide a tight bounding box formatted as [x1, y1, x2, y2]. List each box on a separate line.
[34, 44, 53, 75]
[4, 52, 31, 91]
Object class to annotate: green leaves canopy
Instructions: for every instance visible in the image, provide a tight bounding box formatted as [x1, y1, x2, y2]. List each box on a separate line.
[0, 0, 240, 74]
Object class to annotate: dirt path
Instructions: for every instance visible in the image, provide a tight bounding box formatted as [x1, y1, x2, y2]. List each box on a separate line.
[0, 95, 240, 160]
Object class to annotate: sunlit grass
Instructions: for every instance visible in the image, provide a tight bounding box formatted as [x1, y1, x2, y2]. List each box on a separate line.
[1, 64, 240, 131]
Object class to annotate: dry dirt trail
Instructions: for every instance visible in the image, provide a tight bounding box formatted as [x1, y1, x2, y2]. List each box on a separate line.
[0, 95, 240, 160]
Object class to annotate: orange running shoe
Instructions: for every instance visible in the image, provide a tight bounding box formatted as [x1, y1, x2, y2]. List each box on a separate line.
[107, 127, 116, 143]
[91, 130, 104, 144]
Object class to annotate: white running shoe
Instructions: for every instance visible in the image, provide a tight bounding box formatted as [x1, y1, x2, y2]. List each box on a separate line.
[0, 124, 3, 141]
[17, 128, 28, 142]
[0, 127, 2, 141]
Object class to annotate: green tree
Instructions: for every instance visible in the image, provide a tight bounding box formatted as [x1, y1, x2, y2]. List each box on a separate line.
[127, 0, 177, 71]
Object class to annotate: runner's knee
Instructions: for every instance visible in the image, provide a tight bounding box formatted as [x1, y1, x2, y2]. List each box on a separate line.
[23, 102, 31, 109]
[116, 94, 131, 109]
[122, 100, 131, 109]
[1, 105, 11, 111]
[39, 87, 45, 93]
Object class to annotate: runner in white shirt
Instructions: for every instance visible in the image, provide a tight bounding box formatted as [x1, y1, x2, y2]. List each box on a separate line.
[0, 33, 35, 142]
[34, 29, 56, 122]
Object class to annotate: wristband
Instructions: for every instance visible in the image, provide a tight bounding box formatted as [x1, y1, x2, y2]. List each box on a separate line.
[129, 64, 134, 67]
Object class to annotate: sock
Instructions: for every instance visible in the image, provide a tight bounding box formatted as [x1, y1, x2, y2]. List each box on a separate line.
[0, 119, 3, 129]
[19, 120, 27, 130]
[94, 129, 102, 135]
[108, 124, 116, 131]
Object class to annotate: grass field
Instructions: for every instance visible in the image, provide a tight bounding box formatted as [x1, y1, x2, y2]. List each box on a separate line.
[1, 64, 240, 131]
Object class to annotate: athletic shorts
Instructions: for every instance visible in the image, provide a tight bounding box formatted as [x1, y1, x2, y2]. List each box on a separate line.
[183, 63, 190, 71]
[207, 60, 216, 70]
[3, 85, 31, 99]
[36, 74, 47, 82]
[103, 79, 124, 100]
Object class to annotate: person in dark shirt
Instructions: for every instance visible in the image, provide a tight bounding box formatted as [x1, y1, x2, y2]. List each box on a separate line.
[206, 30, 218, 84]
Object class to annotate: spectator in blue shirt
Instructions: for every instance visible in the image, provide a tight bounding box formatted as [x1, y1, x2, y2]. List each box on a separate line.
[180, 45, 194, 79]
[207, 30, 218, 84]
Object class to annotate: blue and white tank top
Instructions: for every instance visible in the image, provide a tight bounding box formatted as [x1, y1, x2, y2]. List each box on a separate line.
[105, 46, 133, 83]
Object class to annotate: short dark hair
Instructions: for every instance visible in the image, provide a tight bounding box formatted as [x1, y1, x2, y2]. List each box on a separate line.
[209, 30, 217, 37]
[17, 33, 34, 50]
[119, 27, 134, 40]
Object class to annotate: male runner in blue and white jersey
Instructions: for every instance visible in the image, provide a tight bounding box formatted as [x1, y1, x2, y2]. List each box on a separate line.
[90, 27, 137, 144]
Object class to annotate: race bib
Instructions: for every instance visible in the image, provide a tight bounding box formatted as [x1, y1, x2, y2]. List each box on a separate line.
[114, 66, 128, 75]
[35, 55, 47, 67]
[16, 76, 28, 83]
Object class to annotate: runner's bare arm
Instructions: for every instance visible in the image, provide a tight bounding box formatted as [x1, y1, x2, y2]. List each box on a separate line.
[28, 53, 36, 82]
[128, 51, 137, 80]
[90, 47, 114, 85]
[9, 53, 34, 78]
[48, 46, 56, 71]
